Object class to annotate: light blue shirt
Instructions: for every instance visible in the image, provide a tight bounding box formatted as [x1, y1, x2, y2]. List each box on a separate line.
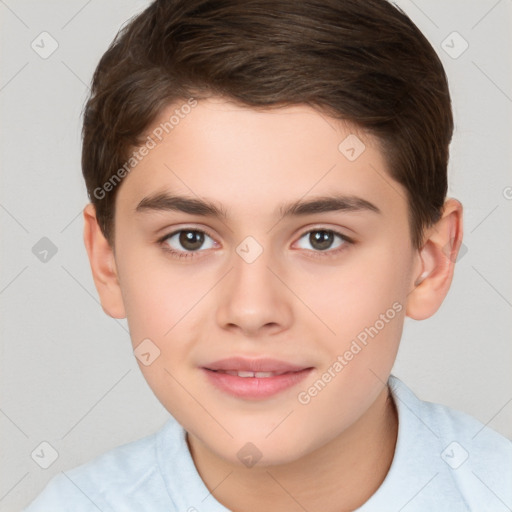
[24, 376, 512, 511]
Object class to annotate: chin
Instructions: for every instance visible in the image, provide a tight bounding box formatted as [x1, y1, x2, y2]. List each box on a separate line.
[209, 424, 322, 468]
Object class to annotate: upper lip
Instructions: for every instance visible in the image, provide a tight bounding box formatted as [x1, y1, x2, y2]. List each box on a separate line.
[203, 357, 310, 373]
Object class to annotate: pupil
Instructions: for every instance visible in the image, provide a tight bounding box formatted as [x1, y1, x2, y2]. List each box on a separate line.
[180, 231, 204, 251]
[310, 230, 333, 250]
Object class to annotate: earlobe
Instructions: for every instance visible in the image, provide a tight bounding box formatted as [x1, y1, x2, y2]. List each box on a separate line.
[406, 198, 463, 320]
[83, 203, 126, 319]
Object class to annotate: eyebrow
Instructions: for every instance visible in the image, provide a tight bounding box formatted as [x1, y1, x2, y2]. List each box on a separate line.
[135, 192, 381, 219]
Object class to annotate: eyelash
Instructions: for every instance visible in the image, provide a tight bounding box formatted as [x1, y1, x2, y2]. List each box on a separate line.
[157, 228, 354, 261]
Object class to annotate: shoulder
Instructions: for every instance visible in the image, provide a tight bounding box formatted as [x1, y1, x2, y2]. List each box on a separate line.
[388, 375, 512, 511]
[389, 375, 512, 457]
[23, 419, 176, 511]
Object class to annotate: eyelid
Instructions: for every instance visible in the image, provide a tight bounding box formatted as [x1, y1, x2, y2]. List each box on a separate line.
[157, 224, 355, 259]
[157, 224, 353, 243]
[156, 225, 217, 243]
[292, 227, 353, 254]
[294, 224, 355, 243]
[157, 227, 217, 260]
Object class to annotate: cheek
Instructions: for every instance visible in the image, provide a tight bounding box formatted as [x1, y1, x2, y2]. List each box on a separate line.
[314, 245, 410, 340]
[116, 246, 208, 344]
[292, 252, 407, 440]
[116, 268, 164, 351]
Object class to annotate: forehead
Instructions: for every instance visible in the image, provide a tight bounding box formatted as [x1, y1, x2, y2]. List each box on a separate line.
[116, 98, 407, 226]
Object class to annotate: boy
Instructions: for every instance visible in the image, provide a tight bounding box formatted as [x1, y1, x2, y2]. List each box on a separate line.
[25, 0, 511, 510]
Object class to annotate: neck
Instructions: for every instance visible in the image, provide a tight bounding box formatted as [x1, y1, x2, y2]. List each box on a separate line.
[187, 385, 398, 512]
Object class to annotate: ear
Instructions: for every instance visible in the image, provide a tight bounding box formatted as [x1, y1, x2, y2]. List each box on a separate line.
[406, 198, 463, 320]
[83, 203, 126, 319]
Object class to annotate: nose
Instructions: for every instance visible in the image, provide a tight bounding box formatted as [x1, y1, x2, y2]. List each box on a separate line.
[215, 242, 293, 338]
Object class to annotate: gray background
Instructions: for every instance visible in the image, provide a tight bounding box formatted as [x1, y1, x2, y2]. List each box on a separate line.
[1, 0, 511, 510]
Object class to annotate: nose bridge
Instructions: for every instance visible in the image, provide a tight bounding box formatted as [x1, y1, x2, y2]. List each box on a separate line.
[215, 234, 292, 334]
[231, 234, 279, 302]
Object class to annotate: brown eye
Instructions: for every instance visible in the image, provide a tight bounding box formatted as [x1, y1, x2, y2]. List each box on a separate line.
[309, 230, 335, 251]
[178, 230, 205, 251]
[299, 229, 351, 254]
[161, 229, 215, 255]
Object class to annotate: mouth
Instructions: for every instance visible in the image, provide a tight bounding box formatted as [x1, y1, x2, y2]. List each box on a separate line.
[202, 357, 314, 400]
[212, 370, 292, 378]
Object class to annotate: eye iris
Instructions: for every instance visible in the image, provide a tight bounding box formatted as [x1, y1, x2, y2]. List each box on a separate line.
[310, 230, 333, 251]
[179, 230, 204, 251]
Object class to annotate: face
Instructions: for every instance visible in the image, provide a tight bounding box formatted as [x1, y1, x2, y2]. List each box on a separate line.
[110, 97, 419, 466]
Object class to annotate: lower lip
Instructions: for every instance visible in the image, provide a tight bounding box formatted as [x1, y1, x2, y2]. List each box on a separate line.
[202, 368, 313, 400]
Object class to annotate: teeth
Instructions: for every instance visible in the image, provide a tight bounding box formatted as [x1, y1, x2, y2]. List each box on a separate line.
[237, 371, 256, 378]
[254, 372, 275, 378]
[218, 370, 284, 378]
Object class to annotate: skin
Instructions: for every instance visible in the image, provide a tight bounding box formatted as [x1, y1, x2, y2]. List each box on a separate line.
[83, 97, 463, 512]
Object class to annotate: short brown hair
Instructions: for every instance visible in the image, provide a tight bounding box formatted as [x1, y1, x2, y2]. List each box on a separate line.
[82, 0, 453, 248]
